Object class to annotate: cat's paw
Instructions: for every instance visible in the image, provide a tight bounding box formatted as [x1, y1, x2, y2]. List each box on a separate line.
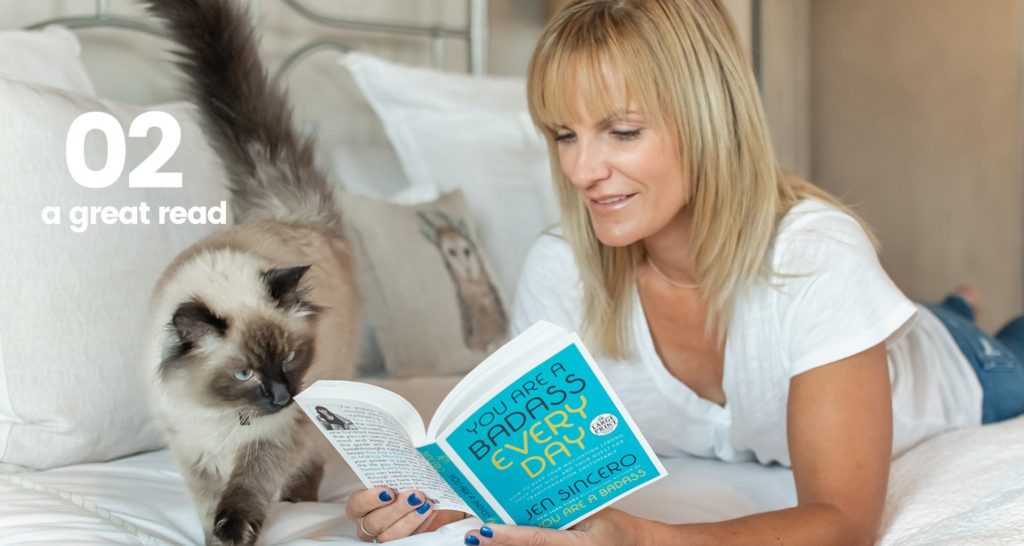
[212, 507, 264, 546]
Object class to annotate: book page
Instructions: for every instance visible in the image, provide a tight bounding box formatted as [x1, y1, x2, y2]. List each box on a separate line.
[438, 339, 667, 528]
[296, 396, 468, 511]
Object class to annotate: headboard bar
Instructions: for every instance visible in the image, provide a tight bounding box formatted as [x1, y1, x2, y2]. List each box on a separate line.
[468, 0, 488, 74]
[23, 0, 490, 75]
[272, 39, 354, 87]
[283, 0, 470, 40]
[25, 14, 167, 38]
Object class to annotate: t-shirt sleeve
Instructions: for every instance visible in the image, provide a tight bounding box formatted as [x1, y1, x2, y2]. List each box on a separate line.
[511, 231, 583, 336]
[774, 210, 918, 377]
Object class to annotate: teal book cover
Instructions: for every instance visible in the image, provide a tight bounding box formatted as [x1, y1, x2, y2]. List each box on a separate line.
[297, 323, 666, 530]
[439, 340, 666, 528]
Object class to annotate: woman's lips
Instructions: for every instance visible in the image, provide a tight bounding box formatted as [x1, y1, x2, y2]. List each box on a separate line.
[588, 193, 637, 215]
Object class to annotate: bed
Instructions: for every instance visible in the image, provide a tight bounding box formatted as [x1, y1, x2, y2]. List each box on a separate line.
[0, 1, 1022, 544]
[1, 381, 1022, 545]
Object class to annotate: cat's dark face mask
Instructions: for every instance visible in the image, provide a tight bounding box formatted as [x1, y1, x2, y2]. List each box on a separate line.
[163, 265, 320, 418]
[233, 328, 315, 416]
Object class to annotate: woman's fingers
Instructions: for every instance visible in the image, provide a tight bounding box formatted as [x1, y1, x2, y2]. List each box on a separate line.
[374, 494, 436, 542]
[412, 509, 439, 534]
[464, 524, 579, 546]
[345, 486, 395, 521]
[356, 490, 432, 542]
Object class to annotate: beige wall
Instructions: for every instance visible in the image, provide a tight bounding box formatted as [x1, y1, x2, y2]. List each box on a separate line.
[811, 0, 1024, 331]
[760, 0, 811, 178]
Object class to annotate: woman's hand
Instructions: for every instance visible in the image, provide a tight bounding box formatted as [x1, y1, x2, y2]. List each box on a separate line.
[346, 487, 465, 542]
[462, 509, 641, 546]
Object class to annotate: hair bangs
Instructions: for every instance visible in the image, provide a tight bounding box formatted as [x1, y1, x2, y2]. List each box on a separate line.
[528, 2, 669, 137]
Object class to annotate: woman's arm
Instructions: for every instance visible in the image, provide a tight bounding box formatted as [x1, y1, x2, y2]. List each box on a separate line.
[659, 342, 893, 545]
[469, 343, 894, 546]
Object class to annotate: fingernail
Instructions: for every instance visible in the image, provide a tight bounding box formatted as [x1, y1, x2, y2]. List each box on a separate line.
[480, 526, 493, 538]
[465, 536, 480, 546]
[416, 501, 431, 515]
[378, 490, 392, 502]
[408, 493, 422, 506]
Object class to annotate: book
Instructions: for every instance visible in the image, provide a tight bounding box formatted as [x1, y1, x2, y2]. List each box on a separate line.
[295, 320, 667, 529]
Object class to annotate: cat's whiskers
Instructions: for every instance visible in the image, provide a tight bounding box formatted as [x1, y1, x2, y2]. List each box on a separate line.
[211, 413, 246, 460]
[199, 410, 244, 450]
[253, 415, 263, 462]
[244, 437, 252, 469]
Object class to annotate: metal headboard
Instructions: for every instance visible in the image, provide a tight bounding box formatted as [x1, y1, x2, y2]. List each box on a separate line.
[25, 0, 490, 79]
[25, 0, 167, 38]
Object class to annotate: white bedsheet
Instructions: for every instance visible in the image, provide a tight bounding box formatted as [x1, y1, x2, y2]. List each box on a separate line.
[879, 415, 1024, 545]
[0, 448, 795, 545]
[1, 416, 1021, 545]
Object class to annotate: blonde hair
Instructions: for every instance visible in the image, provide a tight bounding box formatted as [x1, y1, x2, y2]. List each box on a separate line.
[527, 0, 865, 358]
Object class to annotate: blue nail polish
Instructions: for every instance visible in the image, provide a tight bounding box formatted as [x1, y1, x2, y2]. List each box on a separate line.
[480, 526, 493, 538]
[465, 536, 480, 546]
[407, 493, 422, 506]
[378, 491, 392, 502]
[416, 502, 431, 514]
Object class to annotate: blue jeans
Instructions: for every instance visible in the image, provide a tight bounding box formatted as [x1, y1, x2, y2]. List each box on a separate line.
[926, 294, 1024, 424]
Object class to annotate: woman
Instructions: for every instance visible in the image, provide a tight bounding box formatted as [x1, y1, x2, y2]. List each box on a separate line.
[346, 0, 1024, 543]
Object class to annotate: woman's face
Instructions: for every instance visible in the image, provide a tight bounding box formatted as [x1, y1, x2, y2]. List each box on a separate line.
[552, 85, 690, 247]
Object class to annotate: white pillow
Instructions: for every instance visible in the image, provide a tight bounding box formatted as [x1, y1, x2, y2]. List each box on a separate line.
[0, 77, 227, 471]
[0, 26, 96, 95]
[341, 53, 560, 298]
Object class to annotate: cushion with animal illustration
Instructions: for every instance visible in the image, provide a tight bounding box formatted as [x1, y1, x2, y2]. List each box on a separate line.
[341, 189, 511, 378]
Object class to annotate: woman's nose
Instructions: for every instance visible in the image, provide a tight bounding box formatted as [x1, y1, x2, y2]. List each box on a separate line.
[564, 141, 611, 189]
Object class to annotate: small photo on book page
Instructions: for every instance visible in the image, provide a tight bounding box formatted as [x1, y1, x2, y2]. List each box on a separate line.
[299, 398, 469, 512]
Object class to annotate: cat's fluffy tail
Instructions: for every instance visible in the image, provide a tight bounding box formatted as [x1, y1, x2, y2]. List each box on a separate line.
[144, 0, 341, 236]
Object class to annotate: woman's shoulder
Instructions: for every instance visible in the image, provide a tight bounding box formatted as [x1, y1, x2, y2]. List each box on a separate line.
[512, 226, 583, 334]
[515, 226, 581, 299]
[774, 198, 873, 252]
[777, 198, 864, 236]
[767, 197, 881, 281]
[520, 226, 577, 273]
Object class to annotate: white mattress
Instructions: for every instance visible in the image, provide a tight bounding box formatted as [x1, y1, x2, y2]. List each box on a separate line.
[2, 415, 1021, 545]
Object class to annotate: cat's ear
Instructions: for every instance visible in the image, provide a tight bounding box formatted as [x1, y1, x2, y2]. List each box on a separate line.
[172, 301, 228, 344]
[264, 265, 312, 309]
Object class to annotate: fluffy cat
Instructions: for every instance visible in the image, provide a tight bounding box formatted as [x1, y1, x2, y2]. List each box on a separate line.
[140, 0, 359, 544]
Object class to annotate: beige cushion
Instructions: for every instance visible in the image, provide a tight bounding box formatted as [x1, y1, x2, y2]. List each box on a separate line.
[342, 190, 511, 378]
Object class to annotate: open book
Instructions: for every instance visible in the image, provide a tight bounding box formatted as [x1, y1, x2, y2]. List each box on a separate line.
[295, 321, 667, 529]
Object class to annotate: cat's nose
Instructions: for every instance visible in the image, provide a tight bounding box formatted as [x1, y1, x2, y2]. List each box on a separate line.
[269, 381, 291, 407]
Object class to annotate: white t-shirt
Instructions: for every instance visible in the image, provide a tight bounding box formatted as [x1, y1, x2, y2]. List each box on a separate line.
[512, 199, 982, 467]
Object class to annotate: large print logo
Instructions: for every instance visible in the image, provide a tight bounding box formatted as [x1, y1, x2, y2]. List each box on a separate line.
[41, 110, 227, 233]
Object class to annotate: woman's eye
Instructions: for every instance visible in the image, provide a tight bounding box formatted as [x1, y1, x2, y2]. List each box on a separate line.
[554, 132, 576, 143]
[612, 129, 642, 140]
[233, 369, 254, 381]
[284, 351, 295, 364]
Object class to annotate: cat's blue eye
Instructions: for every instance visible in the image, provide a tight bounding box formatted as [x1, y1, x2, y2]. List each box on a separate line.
[233, 369, 254, 381]
[284, 351, 295, 364]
